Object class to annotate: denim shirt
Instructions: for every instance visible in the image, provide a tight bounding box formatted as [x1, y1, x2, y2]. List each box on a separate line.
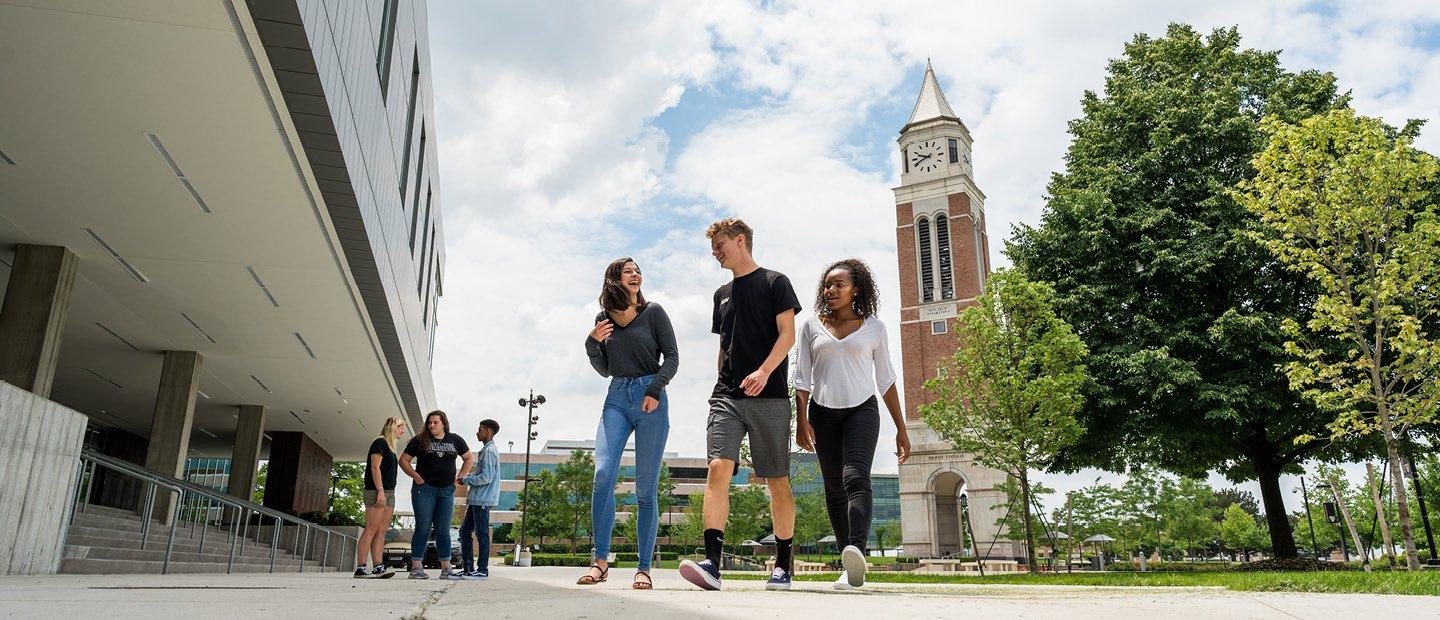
[461, 440, 501, 508]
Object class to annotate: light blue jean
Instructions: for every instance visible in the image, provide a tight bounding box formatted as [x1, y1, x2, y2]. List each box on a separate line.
[410, 483, 455, 563]
[591, 375, 670, 571]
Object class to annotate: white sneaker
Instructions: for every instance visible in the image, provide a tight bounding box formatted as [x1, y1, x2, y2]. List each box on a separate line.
[841, 545, 866, 588]
[832, 573, 854, 591]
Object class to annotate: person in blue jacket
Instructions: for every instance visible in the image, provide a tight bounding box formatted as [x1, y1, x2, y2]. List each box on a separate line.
[456, 419, 501, 579]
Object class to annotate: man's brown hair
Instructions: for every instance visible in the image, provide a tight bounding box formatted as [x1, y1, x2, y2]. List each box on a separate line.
[705, 218, 754, 250]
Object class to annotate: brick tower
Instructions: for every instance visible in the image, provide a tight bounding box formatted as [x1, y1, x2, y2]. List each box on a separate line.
[894, 61, 1018, 560]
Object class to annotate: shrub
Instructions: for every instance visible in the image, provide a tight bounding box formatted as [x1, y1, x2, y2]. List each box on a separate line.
[1109, 561, 1236, 572]
[1234, 558, 1351, 572]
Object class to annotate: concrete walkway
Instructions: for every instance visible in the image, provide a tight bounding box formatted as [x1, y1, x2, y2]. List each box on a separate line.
[0, 566, 1433, 619]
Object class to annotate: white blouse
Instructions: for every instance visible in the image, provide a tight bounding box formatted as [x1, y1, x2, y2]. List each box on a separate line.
[793, 316, 898, 409]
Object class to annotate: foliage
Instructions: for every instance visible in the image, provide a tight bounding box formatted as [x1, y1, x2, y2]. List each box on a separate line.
[1006, 23, 1353, 560]
[327, 461, 367, 526]
[727, 483, 772, 548]
[1238, 107, 1440, 570]
[1232, 557, 1350, 572]
[793, 491, 831, 547]
[677, 492, 706, 551]
[923, 269, 1089, 573]
[1219, 503, 1269, 561]
[723, 570, 1440, 596]
[873, 521, 898, 555]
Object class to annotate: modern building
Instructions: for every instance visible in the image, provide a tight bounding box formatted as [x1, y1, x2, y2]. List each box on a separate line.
[891, 62, 1019, 559]
[0, 0, 445, 573]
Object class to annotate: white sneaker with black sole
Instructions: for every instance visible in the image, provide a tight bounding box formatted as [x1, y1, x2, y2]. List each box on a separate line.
[841, 545, 866, 589]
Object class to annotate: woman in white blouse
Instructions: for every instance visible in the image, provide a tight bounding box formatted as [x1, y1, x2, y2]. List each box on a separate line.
[794, 258, 910, 591]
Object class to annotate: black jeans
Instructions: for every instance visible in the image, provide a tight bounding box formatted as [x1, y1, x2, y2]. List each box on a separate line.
[809, 395, 879, 552]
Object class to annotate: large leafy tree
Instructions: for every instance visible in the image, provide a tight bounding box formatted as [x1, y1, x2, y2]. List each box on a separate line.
[1238, 108, 1440, 570]
[1007, 24, 1350, 558]
[923, 269, 1089, 573]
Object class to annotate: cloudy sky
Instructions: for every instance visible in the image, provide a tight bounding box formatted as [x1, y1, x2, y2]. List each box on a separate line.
[421, 1, 1440, 511]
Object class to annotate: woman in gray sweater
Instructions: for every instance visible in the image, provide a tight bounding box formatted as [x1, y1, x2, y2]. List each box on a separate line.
[577, 257, 678, 590]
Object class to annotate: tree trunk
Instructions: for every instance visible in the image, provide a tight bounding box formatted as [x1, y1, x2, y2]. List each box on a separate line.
[1327, 473, 1372, 573]
[1366, 463, 1396, 568]
[1378, 412, 1422, 570]
[1255, 460, 1300, 558]
[1019, 471, 1038, 574]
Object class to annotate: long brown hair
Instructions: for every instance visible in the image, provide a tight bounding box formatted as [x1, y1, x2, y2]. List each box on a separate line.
[418, 410, 450, 451]
[599, 257, 646, 314]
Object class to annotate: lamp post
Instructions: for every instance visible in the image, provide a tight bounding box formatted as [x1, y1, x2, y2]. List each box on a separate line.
[1300, 475, 1320, 559]
[515, 390, 545, 566]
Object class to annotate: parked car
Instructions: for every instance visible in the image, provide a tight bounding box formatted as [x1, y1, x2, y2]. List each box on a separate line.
[381, 527, 463, 569]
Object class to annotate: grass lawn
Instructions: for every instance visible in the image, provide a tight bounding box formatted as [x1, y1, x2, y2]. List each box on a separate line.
[719, 570, 1440, 596]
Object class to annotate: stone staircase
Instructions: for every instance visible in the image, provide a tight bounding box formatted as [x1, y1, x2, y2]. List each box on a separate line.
[60, 504, 338, 574]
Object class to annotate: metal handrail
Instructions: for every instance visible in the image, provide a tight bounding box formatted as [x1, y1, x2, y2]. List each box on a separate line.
[69, 448, 359, 575]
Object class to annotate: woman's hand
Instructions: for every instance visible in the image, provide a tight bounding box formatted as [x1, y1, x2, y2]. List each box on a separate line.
[895, 430, 912, 465]
[796, 420, 815, 452]
[376, 490, 387, 506]
[641, 396, 659, 413]
[409, 472, 425, 486]
[589, 320, 613, 342]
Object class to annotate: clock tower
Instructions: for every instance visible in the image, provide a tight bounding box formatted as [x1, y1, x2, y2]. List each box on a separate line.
[894, 61, 1020, 560]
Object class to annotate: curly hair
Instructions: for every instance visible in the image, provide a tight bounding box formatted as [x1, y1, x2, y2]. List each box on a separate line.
[705, 218, 754, 250]
[814, 258, 879, 320]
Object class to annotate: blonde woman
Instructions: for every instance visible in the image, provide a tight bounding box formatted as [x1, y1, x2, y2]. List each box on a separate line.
[355, 417, 406, 578]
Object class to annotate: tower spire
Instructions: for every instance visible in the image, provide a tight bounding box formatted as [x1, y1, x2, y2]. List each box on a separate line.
[906, 59, 957, 126]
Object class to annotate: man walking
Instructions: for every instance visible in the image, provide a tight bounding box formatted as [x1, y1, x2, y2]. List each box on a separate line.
[679, 218, 801, 591]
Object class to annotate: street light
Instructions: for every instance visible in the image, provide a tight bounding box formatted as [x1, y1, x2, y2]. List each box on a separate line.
[515, 390, 545, 566]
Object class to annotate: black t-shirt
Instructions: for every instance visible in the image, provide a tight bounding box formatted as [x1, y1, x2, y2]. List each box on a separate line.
[712, 267, 802, 399]
[403, 432, 470, 488]
[365, 438, 397, 491]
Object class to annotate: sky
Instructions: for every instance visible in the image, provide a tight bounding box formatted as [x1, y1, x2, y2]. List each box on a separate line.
[418, 0, 1440, 516]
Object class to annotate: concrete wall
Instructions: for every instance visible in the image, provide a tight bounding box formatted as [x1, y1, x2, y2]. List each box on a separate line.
[0, 380, 88, 574]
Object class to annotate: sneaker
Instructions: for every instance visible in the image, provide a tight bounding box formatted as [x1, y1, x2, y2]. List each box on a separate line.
[353, 567, 372, 579]
[832, 573, 853, 591]
[462, 569, 489, 580]
[841, 545, 866, 588]
[678, 558, 722, 591]
[765, 567, 792, 591]
[372, 565, 395, 579]
[409, 568, 429, 579]
[441, 568, 464, 580]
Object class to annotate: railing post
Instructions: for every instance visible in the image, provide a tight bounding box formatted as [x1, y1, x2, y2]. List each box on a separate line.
[270, 518, 279, 573]
[68, 458, 88, 526]
[140, 483, 156, 550]
[322, 530, 331, 571]
[299, 526, 310, 573]
[227, 505, 240, 574]
[163, 489, 182, 574]
[198, 497, 210, 552]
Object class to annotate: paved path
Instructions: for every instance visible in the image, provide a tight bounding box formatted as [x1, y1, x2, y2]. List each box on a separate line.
[0, 566, 1433, 618]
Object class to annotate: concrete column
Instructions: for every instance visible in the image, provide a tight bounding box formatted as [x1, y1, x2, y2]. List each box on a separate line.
[0, 244, 79, 397]
[227, 405, 265, 502]
[143, 350, 203, 524]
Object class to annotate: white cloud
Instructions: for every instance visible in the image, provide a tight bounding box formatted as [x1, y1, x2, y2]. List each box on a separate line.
[425, 0, 1440, 516]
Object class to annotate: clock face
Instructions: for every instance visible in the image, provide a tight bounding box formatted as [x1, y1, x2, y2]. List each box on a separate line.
[909, 140, 945, 173]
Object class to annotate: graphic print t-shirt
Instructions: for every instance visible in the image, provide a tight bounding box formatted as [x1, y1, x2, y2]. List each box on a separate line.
[404, 432, 470, 488]
[712, 267, 802, 399]
[365, 438, 398, 490]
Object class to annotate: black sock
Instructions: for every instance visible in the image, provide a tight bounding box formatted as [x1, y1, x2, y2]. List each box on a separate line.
[704, 529, 724, 564]
[776, 537, 793, 573]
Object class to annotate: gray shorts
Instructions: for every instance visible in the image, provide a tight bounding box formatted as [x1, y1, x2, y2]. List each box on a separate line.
[364, 489, 395, 508]
[707, 396, 791, 479]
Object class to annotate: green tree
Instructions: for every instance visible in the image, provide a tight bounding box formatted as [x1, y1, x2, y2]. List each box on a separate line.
[1163, 477, 1219, 559]
[923, 269, 1089, 574]
[873, 521, 898, 557]
[727, 484, 771, 551]
[252, 462, 267, 504]
[793, 491, 830, 555]
[1238, 108, 1440, 570]
[677, 492, 707, 553]
[1219, 503, 1263, 561]
[553, 450, 595, 553]
[1007, 24, 1352, 559]
[327, 461, 366, 526]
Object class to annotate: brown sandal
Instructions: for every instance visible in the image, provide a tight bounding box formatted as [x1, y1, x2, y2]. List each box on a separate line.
[576, 563, 608, 585]
[632, 571, 652, 590]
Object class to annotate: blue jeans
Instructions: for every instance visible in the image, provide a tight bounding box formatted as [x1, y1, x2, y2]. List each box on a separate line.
[591, 375, 669, 571]
[410, 483, 455, 563]
[459, 505, 491, 573]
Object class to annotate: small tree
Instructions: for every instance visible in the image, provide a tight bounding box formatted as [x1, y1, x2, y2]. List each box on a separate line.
[1239, 108, 1440, 570]
[677, 492, 707, 553]
[727, 484, 771, 552]
[554, 450, 596, 553]
[1219, 503, 1262, 562]
[873, 522, 897, 557]
[923, 269, 1089, 573]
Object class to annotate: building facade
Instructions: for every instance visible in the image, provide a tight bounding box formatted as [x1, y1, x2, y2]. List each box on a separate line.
[0, 0, 445, 571]
[891, 62, 1019, 559]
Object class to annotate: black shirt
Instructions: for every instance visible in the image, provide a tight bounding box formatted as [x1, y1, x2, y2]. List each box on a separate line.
[585, 303, 680, 399]
[403, 432, 470, 488]
[365, 438, 397, 491]
[712, 267, 802, 399]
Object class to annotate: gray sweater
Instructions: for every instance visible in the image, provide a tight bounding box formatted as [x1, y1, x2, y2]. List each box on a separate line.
[584, 303, 679, 399]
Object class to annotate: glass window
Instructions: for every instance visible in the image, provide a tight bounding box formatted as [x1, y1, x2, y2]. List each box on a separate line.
[376, 0, 401, 97]
[931, 320, 947, 335]
[936, 214, 954, 300]
[917, 217, 934, 303]
[902, 145, 909, 173]
[399, 53, 420, 199]
[948, 138, 959, 164]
